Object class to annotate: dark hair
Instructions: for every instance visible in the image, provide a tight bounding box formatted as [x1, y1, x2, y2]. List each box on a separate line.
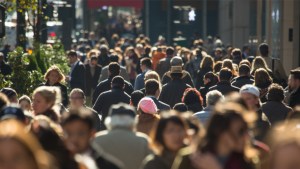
[201, 103, 247, 154]
[141, 57, 152, 69]
[267, 83, 284, 102]
[231, 48, 242, 60]
[239, 64, 250, 76]
[166, 47, 174, 56]
[151, 112, 187, 154]
[290, 68, 300, 80]
[259, 43, 269, 57]
[90, 55, 98, 61]
[170, 73, 183, 80]
[67, 50, 77, 57]
[173, 103, 188, 113]
[204, 72, 219, 87]
[130, 91, 144, 107]
[111, 76, 125, 89]
[182, 88, 203, 106]
[254, 68, 273, 88]
[108, 62, 120, 77]
[219, 68, 233, 81]
[61, 108, 95, 130]
[214, 61, 223, 73]
[145, 79, 160, 96]
[145, 46, 151, 55]
[109, 55, 119, 62]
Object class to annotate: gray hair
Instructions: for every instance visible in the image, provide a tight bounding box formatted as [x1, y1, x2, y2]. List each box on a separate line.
[206, 90, 224, 106]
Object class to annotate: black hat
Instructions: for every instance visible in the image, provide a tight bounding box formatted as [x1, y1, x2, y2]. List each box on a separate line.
[0, 88, 17, 98]
[0, 104, 26, 122]
[108, 103, 136, 118]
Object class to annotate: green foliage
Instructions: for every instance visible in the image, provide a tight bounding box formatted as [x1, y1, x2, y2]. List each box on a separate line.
[2, 42, 70, 96]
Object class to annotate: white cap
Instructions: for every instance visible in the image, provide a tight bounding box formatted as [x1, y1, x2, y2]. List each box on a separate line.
[240, 84, 260, 97]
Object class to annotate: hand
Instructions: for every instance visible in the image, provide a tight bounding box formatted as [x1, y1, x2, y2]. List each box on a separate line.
[190, 152, 222, 169]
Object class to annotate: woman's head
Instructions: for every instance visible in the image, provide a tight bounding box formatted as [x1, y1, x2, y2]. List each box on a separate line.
[204, 72, 219, 86]
[254, 68, 273, 88]
[0, 120, 51, 169]
[151, 111, 188, 154]
[182, 88, 203, 106]
[267, 121, 300, 169]
[44, 65, 65, 84]
[200, 56, 214, 70]
[32, 86, 61, 115]
[251, 56, 270, 74]
[19, 95, 32, 111]
[202, 102, 250, 155]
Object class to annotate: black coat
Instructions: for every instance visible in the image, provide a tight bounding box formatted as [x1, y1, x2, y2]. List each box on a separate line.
[0, 61, 12, 76]
[85, 64, 102, 96]
[262, 101, 293, 125]
[92, 77, 133, 104]
[195, 67, 213, 89]
[159, 79, 191, 108]
[43, 82, 69, 107]
[209, 81, 240, 96]
[289, 88, 300, 108]
[93, 88, 130, 130]
[147, 96, 171, 111]
[231, 76, 254, 88]
[70, 61, 86, 92]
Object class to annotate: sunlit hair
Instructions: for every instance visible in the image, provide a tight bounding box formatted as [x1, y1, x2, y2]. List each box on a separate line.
[0, 120, 52, 169]
[150, 110, 188, 155]
[254, 68, 273, 87]
[200, 55, 214, 70]
[222, 59, 238, 76]
[144, 70, 161, 83]
[251, 56, 271, 75]
[182, 88, 203, 106]
[19, 95, 32, 104]
[239, 59, 251, 68]
[44, 65, 65, 83]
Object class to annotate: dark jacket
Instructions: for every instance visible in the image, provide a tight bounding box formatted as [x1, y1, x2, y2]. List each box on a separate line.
[85, 64, 102, 96]
[262, 101, 293, 125]
[92, 88, 130, 130]
[43, 82, 69, 107]
[70, 61, 86, 91]
[289, 88, 300, 108]
[231, 76, 254, 88]
[159, 79, 191, 107]
[199, 85, 210, 107]
[195, 67, 213, 89]
[256, 82, 271, 103]
[156, 57, 172, 78]
[186, 103, 203, 113]
[92, 77, 133, 104]
[209, 81, 240, 96]
[98, 54, 110, 67]
[254, 108, 271, 141]
[162, 70, 194, 87]
[147, 96, 171, 111]
[0, 61, 12, 76]
[142, 151, 176, 169]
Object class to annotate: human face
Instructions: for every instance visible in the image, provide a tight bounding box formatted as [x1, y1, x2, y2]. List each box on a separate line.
[63, 120, 94, 154]
[163, 122, 186, 152]
[68, 55, 77, 65]
[241, 93, 259, 110]
[227, 120, 248, 152]
[48, 71, 60, 85]
[272, 144, 300, 169]
[69, 92, 85, 108]
[288, 75, 299, 90]
[32, 93, 52, 115]
[19, 100, 31, 111]
[0, 139, 38, 169]
[90, 59, 97, 66]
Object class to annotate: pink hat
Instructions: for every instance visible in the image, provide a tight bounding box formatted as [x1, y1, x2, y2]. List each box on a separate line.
[138, 97, 158, 114]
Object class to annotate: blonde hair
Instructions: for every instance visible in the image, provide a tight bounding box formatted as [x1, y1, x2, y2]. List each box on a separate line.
[144, 71, 161, 83]
[222, 59, 238, 76]
[200, 55, 214, 69]
[251, 56, 271, 74]
[44, 65, 65, 83]
[0, 120, 53, 169]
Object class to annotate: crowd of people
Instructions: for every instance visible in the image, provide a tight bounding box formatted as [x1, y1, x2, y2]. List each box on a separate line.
[0, 33, 300, 169]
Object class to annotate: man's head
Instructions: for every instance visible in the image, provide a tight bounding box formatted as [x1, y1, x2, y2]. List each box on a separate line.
[145, 79, 161, 98]
[144, 71, 160, 83]
[108, 62, 120, 77]
[206, 90, 224, 107]
[238, 64, 250, 77]
[140, 57, 152, 72]
[69, 88, 86, 108]
[170, 56, 183, 67]
[61, 108, 95, 154]
[130, 91, 144, 108]
[0, 88, 18, 103]
[100, 45, 109, 55]
[67, 50, 78, 65]
[111, 76, 125, 89]
[219, 68, 233, 82]
[259, 43, 269, 57]
[267, 83, 284, 102]
[166, 47, 175, 57]
[105, 103, 137, 130]
[289, 68, 300, 90]
[231, 48, 242, 59]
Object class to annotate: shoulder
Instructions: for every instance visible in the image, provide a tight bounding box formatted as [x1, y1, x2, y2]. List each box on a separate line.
[142, 154, 164, 169]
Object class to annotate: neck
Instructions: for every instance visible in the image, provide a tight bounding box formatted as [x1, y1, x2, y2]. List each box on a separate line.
[217, 141, 231, 157]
